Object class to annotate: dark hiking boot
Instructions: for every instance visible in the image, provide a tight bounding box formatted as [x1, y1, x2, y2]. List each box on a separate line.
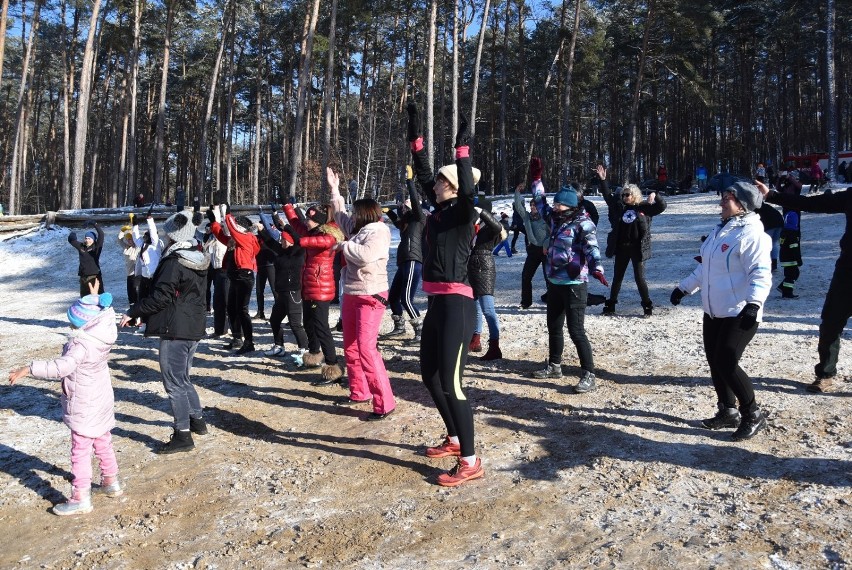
[702, 404, 741, 430]
[481, 339, 502, 361]
[158, 429, 195, 454]
[189, 417, 208, 435]
[807, 376, 834, 393]
[382, 315, 406, 338]
[731, 408, 767, 441]
[575, 371, 597, 393]
[642, 303, 653, 318]
[602, 301, 616, 316]
[408, 318, 423, 344]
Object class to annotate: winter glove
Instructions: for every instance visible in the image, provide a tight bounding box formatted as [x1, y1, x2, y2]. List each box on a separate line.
[670, 287, 686, 306]
[407, 103, 421, 142]
[206, 209, 216, 224]
[191, 211, 203, 226]
[592, 270, 609, 287]
[454, 114, 470, 148]
[738, 303, 760, 330]
[529, 157, 543, 182]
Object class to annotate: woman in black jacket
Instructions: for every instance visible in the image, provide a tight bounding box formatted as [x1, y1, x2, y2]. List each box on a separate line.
[599, 165, 667, 316]
[68, 224, 105, 296]
[409, 102, 484, 487]
[257, 212, 309, 364]
[468, 198, 504, 360]
[120, 211, 210, 455]
[382, 165, 426, 343]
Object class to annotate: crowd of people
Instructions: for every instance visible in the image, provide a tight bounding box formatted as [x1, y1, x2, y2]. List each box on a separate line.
[7, 105, 852, 515]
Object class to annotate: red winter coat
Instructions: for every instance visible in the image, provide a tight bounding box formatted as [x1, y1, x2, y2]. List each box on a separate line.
[284, 204, 345, 301]
[211, 215, 260, 272]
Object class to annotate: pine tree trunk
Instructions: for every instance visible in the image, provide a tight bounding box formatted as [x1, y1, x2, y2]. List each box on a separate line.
[125, 0, 142, 205]
[426, 0, 437, 169]
[826, 0, 837, 180]
[469, 0, 491, 139]
[70, 0, 102, 209]
[152, 0, 174, 204]
[625, 0, 655, 183]
[320, 0, 339, 200]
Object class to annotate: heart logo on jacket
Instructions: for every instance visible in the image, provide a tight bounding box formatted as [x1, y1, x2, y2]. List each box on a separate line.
[721, 243, 729, 252]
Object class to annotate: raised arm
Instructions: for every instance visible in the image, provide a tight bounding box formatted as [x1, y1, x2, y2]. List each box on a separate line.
[407, 103, 437, 206]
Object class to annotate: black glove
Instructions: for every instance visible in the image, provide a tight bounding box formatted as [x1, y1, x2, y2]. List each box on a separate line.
[146, 202, 155, 218]
[206, 209, 216, 223]
[193, 198, 201, 212]
[738, 303, 760, 329]
[670, 287, 686, 306]
[224, 203, 231, 215]
[406, 102, 420, 142]
[455, 114, 470, 148]
[192, 211, 203, 226]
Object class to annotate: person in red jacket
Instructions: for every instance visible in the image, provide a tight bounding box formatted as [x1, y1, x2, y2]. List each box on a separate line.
[209, 204, 260, 354]
[283, 201, 345, 384]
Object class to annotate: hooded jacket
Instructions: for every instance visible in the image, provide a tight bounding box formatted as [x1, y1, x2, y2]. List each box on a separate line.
[132, 217, 164, 279]
[532, 179, 603, 285]
[29, 309, 117, 438]
[514, 189, 548, 247]
[211, 215, 260, 272]
[386, 178, 426, 265]
[468, 209, 503, 297]
[284, 204, 345, 302]
[128, 244, 210, 340]
[678, 213, 772, 319]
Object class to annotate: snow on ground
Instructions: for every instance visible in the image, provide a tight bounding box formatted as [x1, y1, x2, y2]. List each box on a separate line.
[0, 188, 850, 568]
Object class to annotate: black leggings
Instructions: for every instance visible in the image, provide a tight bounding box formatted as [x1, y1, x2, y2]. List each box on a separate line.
[271, 290, 309, 349]
[228, 269, 255, 343]
[816, 264, 852, 378]
[420, 294, 476, 457]
[545, 281, 594, 373]
[609, 246, 651, 306]
[702, 313, 758, 412]
[256, 264, 278, 316]
[521, 246, 546, 308]
[212, 268, 230, 335]
[304, 299, 337, 364]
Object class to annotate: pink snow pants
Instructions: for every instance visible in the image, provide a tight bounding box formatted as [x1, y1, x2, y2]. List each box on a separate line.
[342, 293, 396, 414]
[70, 430, 118, 490]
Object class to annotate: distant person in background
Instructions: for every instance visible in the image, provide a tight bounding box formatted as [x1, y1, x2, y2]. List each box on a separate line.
[657, 164, 668, 184]
[670, 182, 772, 441]
[469, 198, 506, 361]
[68, 223, 105, 297]
[755, 162, 766, 182]
[509, 208, 525, 254]
[118, 221, 139, 317]
[492, 212, 513, 257]
[133, 193, 145, 208]
[254, 234, 277, 322]
[696, 164, 708, 191]
[131, 213, 164, 328]
[514, 185, 548, 310]
[837, 161, 848, 183]
[810, 162, 824, 192]
[756, 179, 852, 393]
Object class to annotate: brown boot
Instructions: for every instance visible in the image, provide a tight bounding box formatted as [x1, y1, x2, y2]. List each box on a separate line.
[468, 333, 482, 353]
[481, 339, 502, 361]
[807, 377, 834, 393]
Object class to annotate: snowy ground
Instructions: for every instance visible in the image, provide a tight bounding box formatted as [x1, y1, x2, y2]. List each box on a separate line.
[0, 190, 850, 569]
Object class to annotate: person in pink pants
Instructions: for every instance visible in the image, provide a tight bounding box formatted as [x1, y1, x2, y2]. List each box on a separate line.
[328, 167, 396, 420]
[8, 285, 124, 515]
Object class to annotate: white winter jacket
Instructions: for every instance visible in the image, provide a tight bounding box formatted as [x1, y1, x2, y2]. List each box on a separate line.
[133, 218, 164, 279]
[679, 213, 772, 320]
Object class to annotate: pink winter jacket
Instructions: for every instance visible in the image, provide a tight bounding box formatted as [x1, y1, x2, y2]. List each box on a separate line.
[29, 309, 118, 438]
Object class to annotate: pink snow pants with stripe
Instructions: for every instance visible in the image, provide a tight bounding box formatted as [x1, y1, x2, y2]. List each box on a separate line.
[342, 293, 396, 414]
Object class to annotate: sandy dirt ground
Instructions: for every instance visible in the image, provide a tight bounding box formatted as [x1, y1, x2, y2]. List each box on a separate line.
[0, 192, 850, 569]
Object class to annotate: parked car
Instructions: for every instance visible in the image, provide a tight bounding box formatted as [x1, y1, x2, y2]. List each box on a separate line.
[639, 178, 679, 195]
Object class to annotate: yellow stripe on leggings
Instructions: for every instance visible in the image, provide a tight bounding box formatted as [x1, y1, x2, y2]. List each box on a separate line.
[453, 344, 466, 401]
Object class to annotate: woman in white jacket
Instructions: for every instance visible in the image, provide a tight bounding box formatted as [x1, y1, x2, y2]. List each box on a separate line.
[329, 168, 396, 420]
[670, 181, 772, 441]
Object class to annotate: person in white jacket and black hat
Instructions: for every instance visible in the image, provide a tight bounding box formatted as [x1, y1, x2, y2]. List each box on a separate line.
[670, 181, 773, 441]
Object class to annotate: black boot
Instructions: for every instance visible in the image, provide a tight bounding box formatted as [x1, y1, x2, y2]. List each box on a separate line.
[731, 408, 767, 441]
[642, 302, 653, 318]
[158, 429, 195, 454]
[189, 417, 208, 435]
[602, 301, 616, 315]
[587, 293, 607, 307]
[701, 403, 740, 430]
[381, 315, 406, 338]
[408, 318, 423, 344]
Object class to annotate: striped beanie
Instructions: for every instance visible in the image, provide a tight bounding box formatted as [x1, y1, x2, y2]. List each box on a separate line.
[67, 293, 113, 328]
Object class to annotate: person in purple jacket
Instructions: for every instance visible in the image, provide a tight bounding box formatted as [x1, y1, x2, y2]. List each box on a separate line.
[9, 284, 123, 516]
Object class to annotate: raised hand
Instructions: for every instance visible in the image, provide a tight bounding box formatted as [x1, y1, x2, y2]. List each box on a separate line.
[326, 167, 340, 195]
[455, 114, 470, 148]
[407, 102, 421, 142]
[596, 164, 607, 180]
[529, 158, 543, 182]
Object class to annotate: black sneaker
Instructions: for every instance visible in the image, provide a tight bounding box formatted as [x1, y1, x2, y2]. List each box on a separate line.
[575, 371, 597, 393]
[235, 343, 255, 355]
[701, 406, 741, 430]
[189, 417, 208, 435]
[731, 409, 767, 441]
[158, 430, 194, 454]
[225, 338, 243, 350]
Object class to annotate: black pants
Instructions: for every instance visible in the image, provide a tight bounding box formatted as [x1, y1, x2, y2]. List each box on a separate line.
[510, 228, 525, 251]
[256, 264, 278, 316]
[420, 294, 476, 457]
[228, 269, 255, 344]
[304, 299, 337, 363]
[79, 273, 104, 297]
[816, 264, 852, 378]
[271, 290, 309, 349]
[332, 252, 343, 303]
[130, 276, 152, 324]
[702, 313, 758, 412]
[545, 281, 594, 373]
[212, 268, 230, 335]
[609, 246, 651, 307]
[126, 275, 138, 307]
[521, 246, 546, 308]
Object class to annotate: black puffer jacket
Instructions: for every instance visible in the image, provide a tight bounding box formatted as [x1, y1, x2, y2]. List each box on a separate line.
[259, 227, 305, 292]
[128, 246, 210, 340]
[601, 180, 667, 260]
[386, 178, 426, 265]
[468, 209, 503, 297]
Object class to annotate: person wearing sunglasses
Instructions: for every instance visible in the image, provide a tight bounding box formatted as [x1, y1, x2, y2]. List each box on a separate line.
[597, 164, 667, 317]
[670, 182, 772, 440]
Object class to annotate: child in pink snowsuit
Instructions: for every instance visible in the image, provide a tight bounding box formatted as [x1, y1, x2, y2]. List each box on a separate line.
[8, 291, 122, 516]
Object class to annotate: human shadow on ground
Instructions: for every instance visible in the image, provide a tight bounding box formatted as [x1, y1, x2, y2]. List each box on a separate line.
[0, 443, 72, 504]
[205, 406, 433, 477]
[0, 315, 70, 330]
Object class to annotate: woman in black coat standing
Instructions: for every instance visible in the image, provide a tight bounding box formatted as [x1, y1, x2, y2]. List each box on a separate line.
[598, 165, 667, 316]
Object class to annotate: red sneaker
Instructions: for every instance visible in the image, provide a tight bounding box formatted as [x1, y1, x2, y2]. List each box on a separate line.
[425, 436, 461, 458]
[436, 457, 484, 487]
